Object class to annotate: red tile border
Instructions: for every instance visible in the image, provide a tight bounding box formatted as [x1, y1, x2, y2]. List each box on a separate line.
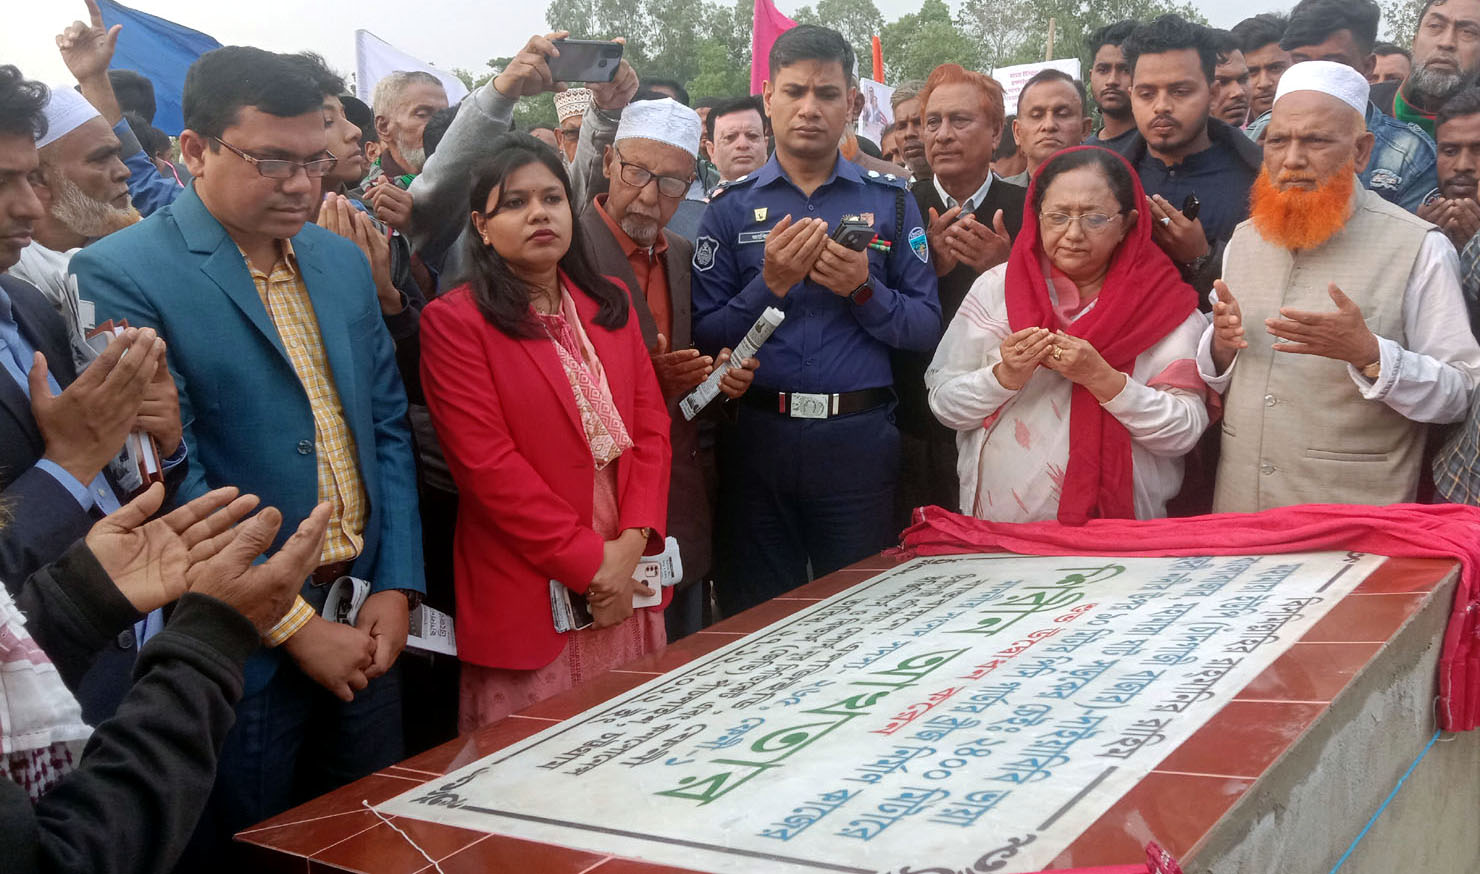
[421, 832, 608, 874]
[1350, 557, 1454, 594]
[1299, 592, 1428, 644]
[1235, 641, 1385, 703]
[1049, 771, 1253, 867]
[241, 773, 423, 834]
[310, 818, 487, 874]
[1151, 700, 1327, 779]
[703, 596, 814, 634]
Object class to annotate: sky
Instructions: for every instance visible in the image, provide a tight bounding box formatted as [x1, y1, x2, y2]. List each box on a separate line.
[2, 0, 1260, 89]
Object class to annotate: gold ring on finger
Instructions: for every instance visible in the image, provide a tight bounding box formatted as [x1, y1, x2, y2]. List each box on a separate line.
[1052, 345, 1063, 360]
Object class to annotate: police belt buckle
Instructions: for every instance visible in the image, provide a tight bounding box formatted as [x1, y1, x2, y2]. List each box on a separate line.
[788, 392, 832, 419]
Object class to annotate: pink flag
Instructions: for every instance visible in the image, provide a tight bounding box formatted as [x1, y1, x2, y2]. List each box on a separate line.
[751, 0, 797, 95]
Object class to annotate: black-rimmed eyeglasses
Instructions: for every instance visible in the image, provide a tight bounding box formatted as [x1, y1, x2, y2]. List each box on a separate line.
[614, 149, 692, 198]
[213, 137, 338, 179]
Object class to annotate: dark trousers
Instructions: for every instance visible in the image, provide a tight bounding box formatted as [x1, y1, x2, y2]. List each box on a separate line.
[176, 661, 404, 872]
[715, 404, 901, 615]
[402, 484, 461, 755]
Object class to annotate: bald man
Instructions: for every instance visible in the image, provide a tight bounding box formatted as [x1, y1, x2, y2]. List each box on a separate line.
[1203, 61, 1480, 512]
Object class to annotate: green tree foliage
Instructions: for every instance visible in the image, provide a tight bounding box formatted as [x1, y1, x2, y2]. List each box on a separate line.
[1381, 0, 1424, 46]
[957, 0, 1207, 74]
[460, 0, 1220, 127]
[879, 0, 982, 84]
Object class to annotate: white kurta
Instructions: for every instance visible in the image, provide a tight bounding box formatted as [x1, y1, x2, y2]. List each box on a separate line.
[926, 264, 1211, 522]
[1197, 229, 1480, 422]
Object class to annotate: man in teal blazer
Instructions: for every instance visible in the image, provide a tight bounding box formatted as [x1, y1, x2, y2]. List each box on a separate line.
[70, 46, 424, 865]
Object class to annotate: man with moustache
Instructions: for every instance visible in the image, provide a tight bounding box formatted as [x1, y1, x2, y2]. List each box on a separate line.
[1001, 70, 1092, 186]
[1116, 14, 1262, 296]
[704, 95, 768, 184]
[897, 63, 1025, 521]
[1232, 13, 1293, 135]
[1204, 62, 1480, 512]
[1423, 87, 1480, 337]
[692, 25, 940, 614]
[890, 81, 930, 180]
[1087, 20, 1139, 149]
[1211, 30, 1253, 128]
[1371, 0, 1480, 138]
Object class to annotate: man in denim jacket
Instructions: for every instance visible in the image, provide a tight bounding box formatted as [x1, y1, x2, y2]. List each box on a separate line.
[1253, 0, 1440, 213]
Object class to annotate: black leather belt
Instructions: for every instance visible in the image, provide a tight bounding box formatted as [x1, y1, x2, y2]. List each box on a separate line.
[742, 387, 894, 419]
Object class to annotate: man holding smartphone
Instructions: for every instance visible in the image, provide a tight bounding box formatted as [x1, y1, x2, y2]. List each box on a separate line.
[691, 25, 941, 616]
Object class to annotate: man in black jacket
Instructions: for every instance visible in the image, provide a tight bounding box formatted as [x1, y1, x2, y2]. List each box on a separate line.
[4, 483, 330, 874]
[1115, 15, 1263, 299]
[896, 63, 1026, 521]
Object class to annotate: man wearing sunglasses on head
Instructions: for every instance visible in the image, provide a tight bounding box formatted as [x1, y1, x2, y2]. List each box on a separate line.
[69, 46, 424, 866]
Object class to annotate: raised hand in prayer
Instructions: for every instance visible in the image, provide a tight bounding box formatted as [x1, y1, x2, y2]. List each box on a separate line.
[1266, 283, 1380, 368]
[1146, 194, 1210, 265]
[994, 326, 1055, 390]
[85, 483, 257, 613]
[944, 210, 1013, 274]
[809, 238, 871, 298]
[649, 333, 713, 400]
[926, 205, 964, 276]
[1210, 280, 1247, 374]
[493, 31, 571, 99]
[1043, 331, 1128, 403]
[589, 38, 640, 112]
[30, 327, 161, 485]
[1444, 199, 1480, 251]
[762, 215, 829, 297]
[318, 193, 401, 315]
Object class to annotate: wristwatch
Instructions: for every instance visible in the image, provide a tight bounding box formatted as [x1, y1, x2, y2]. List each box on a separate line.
[848, 280, 874, 305]
[1360, 358, 1382, 381]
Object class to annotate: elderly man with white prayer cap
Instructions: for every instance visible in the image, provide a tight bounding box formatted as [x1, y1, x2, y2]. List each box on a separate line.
[10, 85, 138, 356]
[1200, 60, 1480, 512]
[576, 95, 758, 639]
[554, 87, 593, 163]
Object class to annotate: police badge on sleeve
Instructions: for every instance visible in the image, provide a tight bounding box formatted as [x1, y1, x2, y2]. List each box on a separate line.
[694, 235, 719, 271]
[908, 226, 929, 263]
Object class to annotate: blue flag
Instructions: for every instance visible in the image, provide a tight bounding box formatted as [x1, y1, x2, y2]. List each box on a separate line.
[97, 0, 221, 135]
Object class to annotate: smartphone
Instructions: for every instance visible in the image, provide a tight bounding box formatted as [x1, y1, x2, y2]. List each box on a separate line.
[548, 39, 623, 84]
[1181, 193, 1201, 223]
[831, 215, 875, 251]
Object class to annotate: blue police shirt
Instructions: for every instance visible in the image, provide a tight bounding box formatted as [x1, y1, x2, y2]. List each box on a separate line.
[691, 152, 941, 395]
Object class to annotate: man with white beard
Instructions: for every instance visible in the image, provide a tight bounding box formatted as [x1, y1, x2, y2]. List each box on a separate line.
[11, 86, 138, 359]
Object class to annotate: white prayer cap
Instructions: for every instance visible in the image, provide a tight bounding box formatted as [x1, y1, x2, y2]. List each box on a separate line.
[614, 97, 701, 159]
[1274, 60, 1370, 117]
[554, 87, 593, 122]
[36, 86, 102, 149]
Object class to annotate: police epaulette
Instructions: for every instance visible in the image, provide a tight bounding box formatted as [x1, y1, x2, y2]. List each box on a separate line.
[707, 173, 758, 200]
[862, 169, 908, 188]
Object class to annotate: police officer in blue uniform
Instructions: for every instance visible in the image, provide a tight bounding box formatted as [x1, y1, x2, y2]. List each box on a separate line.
[692, 25, 941, 614]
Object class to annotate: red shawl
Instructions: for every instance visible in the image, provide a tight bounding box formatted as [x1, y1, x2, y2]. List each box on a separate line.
[900, 502, 1480, 731]
[1004, 147, 1198, 525]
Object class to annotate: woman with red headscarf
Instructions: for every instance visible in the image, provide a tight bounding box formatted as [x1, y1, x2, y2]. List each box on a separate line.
[926, 146, 1212, 525]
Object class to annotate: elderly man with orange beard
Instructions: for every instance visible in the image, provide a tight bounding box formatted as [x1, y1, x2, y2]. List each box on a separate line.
[1202, 61, 1480, 513]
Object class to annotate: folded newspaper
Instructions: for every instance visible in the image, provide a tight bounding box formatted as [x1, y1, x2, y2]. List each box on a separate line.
[321, 576, 456, 656]
[550, 536, 683, 633]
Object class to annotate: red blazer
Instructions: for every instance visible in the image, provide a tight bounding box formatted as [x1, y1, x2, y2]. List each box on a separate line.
[420, 275, 672, 670]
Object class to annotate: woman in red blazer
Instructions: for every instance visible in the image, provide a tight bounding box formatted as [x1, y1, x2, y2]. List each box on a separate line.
[420, 133, 672, 731]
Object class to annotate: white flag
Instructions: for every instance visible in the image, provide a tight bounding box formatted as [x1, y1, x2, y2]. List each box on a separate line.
[354, 29, 470, 107]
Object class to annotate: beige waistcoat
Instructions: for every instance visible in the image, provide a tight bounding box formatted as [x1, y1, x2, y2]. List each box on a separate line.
[1214, 185, 1431, 514]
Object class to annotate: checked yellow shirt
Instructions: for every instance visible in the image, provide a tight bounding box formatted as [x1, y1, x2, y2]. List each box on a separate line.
[245, 242, 368, 645]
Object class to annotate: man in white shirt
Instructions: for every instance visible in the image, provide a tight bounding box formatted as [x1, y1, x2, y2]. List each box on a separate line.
[1204, 61, 1480, 512]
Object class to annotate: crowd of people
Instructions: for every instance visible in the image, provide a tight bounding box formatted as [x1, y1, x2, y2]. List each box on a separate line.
[5, 0, 1480, 869]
